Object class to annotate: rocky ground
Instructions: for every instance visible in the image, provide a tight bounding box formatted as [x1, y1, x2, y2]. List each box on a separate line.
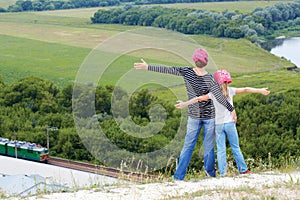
[8, 170, 300, 200]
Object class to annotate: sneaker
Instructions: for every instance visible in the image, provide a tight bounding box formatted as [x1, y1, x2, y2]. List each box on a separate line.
[240, 169, 252, 175]
[204, 170, 211, 177]
[204, 170, 216, 178]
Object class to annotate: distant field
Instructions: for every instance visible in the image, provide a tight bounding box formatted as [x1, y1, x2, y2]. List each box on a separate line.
[0, 12, 135, 48]
[0, 4, 296, 89]
[0, 34, 90, 87]
[38, 7, 116, 19]
[0, 0, 16, 8]
[153, 70, 300, 102]
[16, 0, 293, 19]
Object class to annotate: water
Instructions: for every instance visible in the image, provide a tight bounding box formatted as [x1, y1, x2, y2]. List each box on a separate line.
[270, 37, 300, 67]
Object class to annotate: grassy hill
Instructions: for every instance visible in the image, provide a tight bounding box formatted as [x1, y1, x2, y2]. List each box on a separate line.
[0, 1, 299, 184]
[0, 3, 297, 90]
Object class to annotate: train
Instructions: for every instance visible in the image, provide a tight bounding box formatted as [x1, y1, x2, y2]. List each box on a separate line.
[0, 137, 49, 163]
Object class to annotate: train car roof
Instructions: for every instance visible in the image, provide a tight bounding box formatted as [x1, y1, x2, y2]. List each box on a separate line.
[0, 137, 9, 145]
[1, 137, 47, 152]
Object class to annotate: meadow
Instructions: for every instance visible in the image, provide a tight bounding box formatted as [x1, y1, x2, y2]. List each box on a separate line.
[0, 2, 296, 90]
[0, 0, 16, 8]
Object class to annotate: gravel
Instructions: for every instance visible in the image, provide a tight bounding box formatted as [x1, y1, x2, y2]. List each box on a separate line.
[9, 170, 300, 200]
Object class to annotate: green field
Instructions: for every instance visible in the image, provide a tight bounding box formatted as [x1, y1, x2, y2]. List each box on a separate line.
[0, 2, 297, 90]
[0, 0, 16, 8]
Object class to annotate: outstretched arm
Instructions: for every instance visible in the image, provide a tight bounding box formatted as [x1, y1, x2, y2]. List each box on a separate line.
[134, 59, 148, 70]
[134, 59, 185, 76]
[175, 94, 210, 109]
[235, 87, 270, 95]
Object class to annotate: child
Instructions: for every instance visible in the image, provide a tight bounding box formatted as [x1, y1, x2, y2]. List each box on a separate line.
[175, 69, 270, 176]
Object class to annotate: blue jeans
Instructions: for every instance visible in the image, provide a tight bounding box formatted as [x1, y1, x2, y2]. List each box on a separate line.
[215, 122, 248, 175]
[174, 117, 216, 180]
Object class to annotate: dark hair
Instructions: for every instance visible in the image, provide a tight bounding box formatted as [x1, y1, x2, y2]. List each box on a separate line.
[195, 60, 207, 68]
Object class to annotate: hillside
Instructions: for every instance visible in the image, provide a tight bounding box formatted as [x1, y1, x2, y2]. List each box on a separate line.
[0, 8, 295, 88]
[1, 3, 299, 200]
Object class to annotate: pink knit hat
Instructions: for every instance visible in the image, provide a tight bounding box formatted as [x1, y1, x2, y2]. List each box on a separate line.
[192, 48, 208, 64]
[213, 70, 232, 84]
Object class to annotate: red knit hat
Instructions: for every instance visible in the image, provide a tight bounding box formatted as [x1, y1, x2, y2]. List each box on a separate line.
[192, 48, 208, 64]
[213, 70, 232, 84]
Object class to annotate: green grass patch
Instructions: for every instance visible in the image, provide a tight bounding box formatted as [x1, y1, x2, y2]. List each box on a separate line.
[153, 69, 300, 102]
[36, 7, 102, 19]
[36, 6, 123, 19]
[0, 12, 136, 48]
[191, 35, 293, 74]
[0, 0, 16, 8]
[0, 12, 89, 25]
[0, 35, 186, 89]
[0, 34, 90, 87]
[0, 11, 135, 31]
[0, 7, 296, 92]
[0, 28, 295, 90]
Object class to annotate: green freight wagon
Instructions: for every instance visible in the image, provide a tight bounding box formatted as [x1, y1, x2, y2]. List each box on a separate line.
[0, 138, 9, 155]
[0, 137, 49, 163]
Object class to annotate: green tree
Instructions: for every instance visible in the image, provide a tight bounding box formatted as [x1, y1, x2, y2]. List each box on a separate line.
[129, 89, 157, 121]
[4, 76, 59, 113]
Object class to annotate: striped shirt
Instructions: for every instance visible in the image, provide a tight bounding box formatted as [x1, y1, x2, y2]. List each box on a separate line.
[148, 65, 234, 119]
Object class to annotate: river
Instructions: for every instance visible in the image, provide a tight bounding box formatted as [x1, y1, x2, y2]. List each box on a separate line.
[270, 37, 300, 67]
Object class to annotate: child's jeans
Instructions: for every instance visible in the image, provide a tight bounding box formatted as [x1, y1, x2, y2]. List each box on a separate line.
[215, 122, 248, 175]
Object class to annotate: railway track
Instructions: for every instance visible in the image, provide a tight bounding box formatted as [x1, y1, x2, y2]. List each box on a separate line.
[48, 157, 157, 183]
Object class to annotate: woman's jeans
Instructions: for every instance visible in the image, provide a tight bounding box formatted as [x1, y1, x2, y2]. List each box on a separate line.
[215, 122, 248, 175]
[174, 117, 216, 180]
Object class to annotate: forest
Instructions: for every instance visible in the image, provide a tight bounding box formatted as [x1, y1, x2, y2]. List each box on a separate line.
[91, 0, 300, 43]
[0, 74, 299, 173]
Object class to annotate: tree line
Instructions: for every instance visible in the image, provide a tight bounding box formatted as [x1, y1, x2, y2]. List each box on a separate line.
[0, 0, 245, 12]
[91, 0, 300, 44]
[0, 0, 121, 12]
[0, 75, 299, 172]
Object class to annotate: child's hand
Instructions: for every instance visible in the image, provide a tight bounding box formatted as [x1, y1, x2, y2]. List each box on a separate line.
[231, 110, 237, 123]
[175, 100, 185, 109]
[261, 88, 270, 95]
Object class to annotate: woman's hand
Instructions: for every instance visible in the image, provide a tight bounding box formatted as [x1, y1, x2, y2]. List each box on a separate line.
[134, 59, 148, 70]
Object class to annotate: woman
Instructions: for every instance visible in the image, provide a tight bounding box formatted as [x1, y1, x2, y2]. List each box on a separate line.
[134, 49, 236, 179]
